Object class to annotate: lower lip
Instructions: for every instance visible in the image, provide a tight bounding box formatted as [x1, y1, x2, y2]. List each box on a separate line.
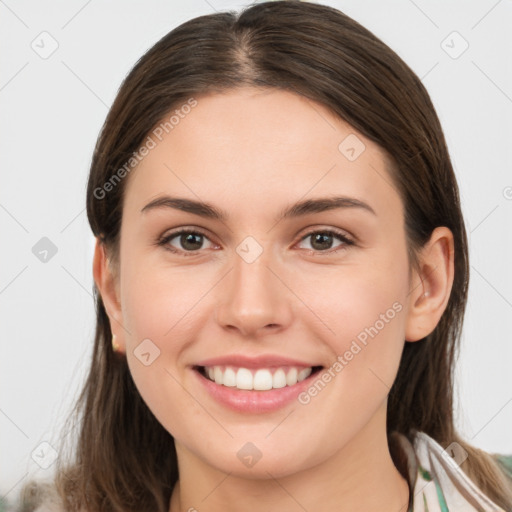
[192, 367, 321, 413]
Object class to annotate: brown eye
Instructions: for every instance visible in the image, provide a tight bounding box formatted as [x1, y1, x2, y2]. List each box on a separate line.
[297, 229, 354, 254]
[158, 229, 216, 256]
[177, 232, 204, 251]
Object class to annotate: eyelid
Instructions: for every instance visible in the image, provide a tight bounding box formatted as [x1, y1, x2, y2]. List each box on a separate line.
[296, 225, 354, 243]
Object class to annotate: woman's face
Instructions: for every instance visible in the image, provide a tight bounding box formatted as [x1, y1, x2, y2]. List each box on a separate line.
[111, 87, 416, 477]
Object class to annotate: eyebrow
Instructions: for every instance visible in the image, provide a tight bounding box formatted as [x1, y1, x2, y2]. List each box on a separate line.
[140, 195, 376, 222]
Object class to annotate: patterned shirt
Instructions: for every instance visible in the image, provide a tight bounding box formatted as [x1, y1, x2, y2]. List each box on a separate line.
[390, 430, 512, 511]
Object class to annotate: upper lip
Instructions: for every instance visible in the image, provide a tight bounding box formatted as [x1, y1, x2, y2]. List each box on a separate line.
[193, 354, 322, 369]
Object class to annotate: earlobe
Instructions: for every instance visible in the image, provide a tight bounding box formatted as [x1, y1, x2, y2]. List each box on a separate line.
[92, 237, 126, 353]
[404, 227, 455, 342]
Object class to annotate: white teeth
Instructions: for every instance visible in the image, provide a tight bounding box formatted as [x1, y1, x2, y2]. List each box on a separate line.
[298, 367, 312, 381]
[253, 369, 273, 391]
[202, 365, 315, 390]
[223, 367, 237, 387]
[272, 368, 287, 389]
[236, 368, 253, 390]
[286, 367, 298, 386]
[214, 366, 223, 385]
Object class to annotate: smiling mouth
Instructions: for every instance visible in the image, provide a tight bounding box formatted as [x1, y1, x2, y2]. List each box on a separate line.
[194, 365, 323, 391]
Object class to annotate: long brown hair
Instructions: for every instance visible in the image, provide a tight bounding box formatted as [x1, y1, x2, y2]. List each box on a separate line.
[17, 1, 512, 510]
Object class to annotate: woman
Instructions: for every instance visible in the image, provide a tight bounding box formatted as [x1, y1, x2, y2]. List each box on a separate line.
[16, 1, 512, 511]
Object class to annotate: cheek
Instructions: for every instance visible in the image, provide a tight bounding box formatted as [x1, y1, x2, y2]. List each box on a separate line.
[119, 266, 201, 439]
[301, 250, 409, 389]
[304, 251, 408, 338]
[120, 249, 213, 343]
[334, 274, 407, 351]
[119, 253, 217, 434]
[288, 258, 408, 447]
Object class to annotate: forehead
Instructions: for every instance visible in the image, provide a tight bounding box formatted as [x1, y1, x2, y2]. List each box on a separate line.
[123, 87, 401, 221]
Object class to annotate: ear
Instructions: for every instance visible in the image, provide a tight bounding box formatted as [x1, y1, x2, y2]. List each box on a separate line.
[404, 226, 455, 342]
[92, 237, 126, 353]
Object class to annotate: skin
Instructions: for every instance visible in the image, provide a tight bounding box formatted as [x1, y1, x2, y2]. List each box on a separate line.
[93, 87, 454, 512]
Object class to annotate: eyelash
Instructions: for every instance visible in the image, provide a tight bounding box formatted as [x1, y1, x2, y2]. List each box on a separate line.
[156, 227, 355, 257]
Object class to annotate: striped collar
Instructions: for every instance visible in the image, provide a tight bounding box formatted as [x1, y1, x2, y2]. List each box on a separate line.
[390, 430, 507, 511]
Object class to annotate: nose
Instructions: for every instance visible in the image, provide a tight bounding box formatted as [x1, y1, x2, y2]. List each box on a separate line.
[214, 248, 293, 339]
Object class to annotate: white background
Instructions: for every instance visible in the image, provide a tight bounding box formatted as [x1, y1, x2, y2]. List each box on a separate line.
[1, 0, 511, 501]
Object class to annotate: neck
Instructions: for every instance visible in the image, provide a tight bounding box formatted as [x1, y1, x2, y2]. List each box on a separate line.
[169, 404, 410, 512]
